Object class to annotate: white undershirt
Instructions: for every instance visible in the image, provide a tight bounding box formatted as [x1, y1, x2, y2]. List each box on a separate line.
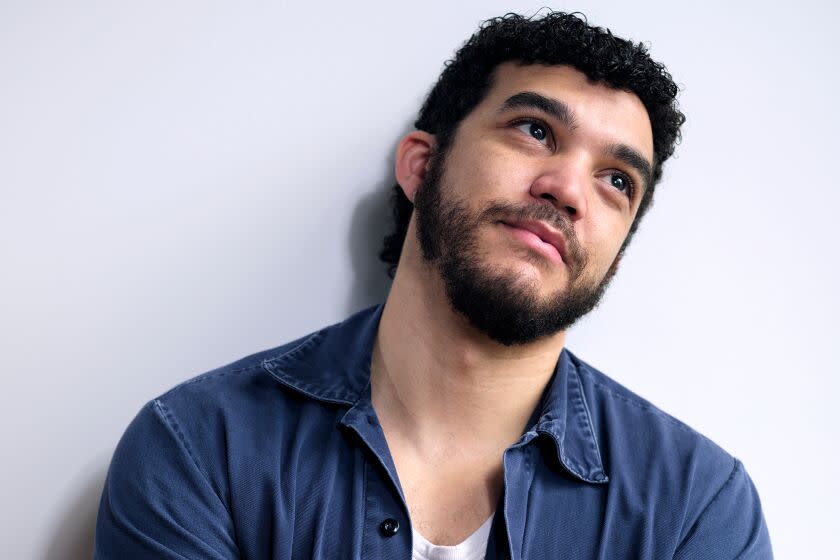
[411, 514, 495, 560]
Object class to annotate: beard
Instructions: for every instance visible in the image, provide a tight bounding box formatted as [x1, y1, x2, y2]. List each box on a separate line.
[413, 151, 619, 346]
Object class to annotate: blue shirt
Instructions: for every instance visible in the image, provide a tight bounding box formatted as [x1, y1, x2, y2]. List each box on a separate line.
[94, 305, 772, 559]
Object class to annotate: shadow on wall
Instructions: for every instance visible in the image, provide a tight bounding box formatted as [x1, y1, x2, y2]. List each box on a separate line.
[346, 121, 419, 314]
[347, 175, 395, 313]
[42, 461, 109, 560]
[346, 158, 402, 314]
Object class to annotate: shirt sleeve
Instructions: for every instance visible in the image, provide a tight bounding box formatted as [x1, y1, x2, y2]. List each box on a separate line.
[94, 399, 240, 559]
[673, 458, 773, 560]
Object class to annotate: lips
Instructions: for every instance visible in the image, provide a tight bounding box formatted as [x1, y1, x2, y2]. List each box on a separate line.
[501, 219, 568, 264]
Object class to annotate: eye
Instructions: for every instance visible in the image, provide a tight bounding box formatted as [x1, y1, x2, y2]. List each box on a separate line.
[514, 120, 551, 146]
[604, 171, 634, 198]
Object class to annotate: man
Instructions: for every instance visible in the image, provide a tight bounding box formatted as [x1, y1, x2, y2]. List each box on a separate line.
[95, 12, 772, 559]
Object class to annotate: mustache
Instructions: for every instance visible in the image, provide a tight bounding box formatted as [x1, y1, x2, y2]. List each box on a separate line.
[478, 201, 588, 269]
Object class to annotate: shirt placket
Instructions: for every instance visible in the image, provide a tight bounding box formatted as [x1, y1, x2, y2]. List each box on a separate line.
[497, 434, 538, 560]
[340, 398, 412, 559]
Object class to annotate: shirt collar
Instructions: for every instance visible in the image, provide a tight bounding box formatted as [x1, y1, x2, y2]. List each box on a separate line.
[261, 304, 608, 485]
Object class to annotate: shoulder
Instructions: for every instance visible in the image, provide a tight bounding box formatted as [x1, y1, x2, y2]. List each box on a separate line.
[156, 305, 381, 417]
[103, 325, 337, 514]
[144, 325, 343, 470]
[569, 350, 732, 473]
[122, 326, 325, 443]
[96, 314, 354, 558]
[156, 329, 322, 414]
[120, 305, 383, 472]
[567, 352, 771, 554]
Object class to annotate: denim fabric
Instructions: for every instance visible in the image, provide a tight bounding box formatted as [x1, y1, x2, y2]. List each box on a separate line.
[94, 304, 772, 559]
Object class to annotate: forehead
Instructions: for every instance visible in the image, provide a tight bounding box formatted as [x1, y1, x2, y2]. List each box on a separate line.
[477, 62, 654, 161]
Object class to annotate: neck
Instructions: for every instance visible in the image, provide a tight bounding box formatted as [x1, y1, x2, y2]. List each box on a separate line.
[371, 243, 566, 458]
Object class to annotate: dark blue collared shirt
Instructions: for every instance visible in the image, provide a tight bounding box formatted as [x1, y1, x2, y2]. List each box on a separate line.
[95, 305, 772, 559]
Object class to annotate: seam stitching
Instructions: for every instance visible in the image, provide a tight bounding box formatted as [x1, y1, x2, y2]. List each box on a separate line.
[153, 399, 233, 513]
[577, 364, 720, 449]
[569, 366, 608, 480]
[674, 457, 741, 552]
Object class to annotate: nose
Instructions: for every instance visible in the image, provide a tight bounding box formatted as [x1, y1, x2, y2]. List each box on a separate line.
[528, 158, 588, 221]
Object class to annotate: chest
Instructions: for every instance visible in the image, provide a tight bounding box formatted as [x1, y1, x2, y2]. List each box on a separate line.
[224, 409, 683, 560]
[391, 448, 503, 546]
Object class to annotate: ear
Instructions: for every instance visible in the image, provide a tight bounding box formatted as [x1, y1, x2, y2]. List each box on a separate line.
[395, 130, 436, 202]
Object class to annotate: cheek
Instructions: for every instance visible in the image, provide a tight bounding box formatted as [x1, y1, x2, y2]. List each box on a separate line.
[447, 131, 535, 192]
[587, 221, 630, 268]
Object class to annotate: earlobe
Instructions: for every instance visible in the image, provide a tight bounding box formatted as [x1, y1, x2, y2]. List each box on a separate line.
[395, 131, 435, 202]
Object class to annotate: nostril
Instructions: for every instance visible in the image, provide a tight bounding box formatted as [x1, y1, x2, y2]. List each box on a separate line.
[566, 206, 577, 216]
[540, 193, 557, 202]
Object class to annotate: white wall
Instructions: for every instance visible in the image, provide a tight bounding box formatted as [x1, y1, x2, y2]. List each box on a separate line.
[1, 1, 837, 557]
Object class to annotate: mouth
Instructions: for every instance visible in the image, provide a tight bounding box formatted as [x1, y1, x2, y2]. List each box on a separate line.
[499, 220, 567, 265]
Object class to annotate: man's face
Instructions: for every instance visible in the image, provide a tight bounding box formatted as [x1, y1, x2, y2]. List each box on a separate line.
[413, 63, 654, 345]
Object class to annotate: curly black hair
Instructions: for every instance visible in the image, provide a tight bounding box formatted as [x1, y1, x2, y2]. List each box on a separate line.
[380, 11, 685, 278]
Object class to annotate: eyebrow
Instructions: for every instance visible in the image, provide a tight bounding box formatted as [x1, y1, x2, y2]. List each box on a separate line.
[499, 90, 653, 193]
[606, 143, 653, 194]
[499, 91, 578, 130]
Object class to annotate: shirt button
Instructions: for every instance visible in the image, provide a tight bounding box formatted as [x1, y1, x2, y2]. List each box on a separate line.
[379, 518, 400, 537]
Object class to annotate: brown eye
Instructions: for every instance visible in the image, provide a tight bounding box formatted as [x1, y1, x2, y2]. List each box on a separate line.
[607, 172, 634, 198]
[515, 121, 549, 144]
[611, 174, 628, 191]
[528, 123, 546, 141]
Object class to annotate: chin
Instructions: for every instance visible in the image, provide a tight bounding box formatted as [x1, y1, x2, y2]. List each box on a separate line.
[491, 255, 571, 294]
